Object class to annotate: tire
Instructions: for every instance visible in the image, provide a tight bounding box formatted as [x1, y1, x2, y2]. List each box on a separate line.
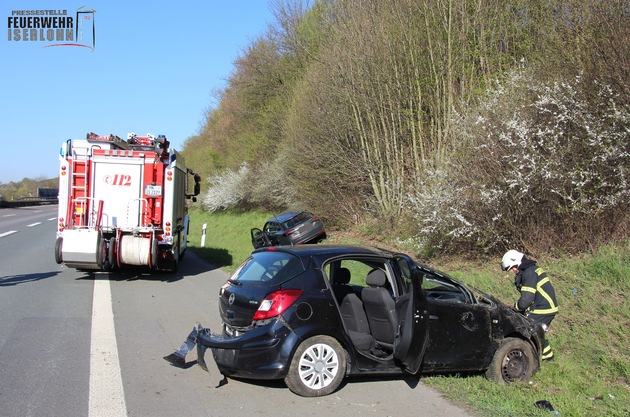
[96, 237, 105, 270]
[108, 237, 117, 269]
[54, 237, 63, 264]
[177, 232, 186, 261]
[284, 335, 346, 397]
[486, 337, 536, 384]
[170, 255, 178, 273]
[179, 223, 188, 260]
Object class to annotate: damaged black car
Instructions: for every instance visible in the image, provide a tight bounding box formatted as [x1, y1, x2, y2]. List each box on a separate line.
[195, 244, 545, 397]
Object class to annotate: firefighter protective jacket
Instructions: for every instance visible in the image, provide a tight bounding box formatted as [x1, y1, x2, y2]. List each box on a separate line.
[514, 257, 559, 316]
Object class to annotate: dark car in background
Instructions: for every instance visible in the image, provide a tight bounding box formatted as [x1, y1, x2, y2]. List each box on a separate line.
[197, 245, 545, 397]
[250, 211, 326, 249]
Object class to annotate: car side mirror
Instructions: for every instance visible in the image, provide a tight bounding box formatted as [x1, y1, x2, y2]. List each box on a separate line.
[193, 174, 201, 196]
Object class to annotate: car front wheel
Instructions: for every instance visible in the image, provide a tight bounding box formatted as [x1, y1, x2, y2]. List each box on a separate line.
[486, 337, 536, 384]
[284, 335, 346, 397]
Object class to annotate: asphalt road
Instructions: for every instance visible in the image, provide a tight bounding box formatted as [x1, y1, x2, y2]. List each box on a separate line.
[0, 205, 477, 417]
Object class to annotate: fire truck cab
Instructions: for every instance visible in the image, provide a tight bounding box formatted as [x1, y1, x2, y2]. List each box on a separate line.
[55, 132, 201, 272]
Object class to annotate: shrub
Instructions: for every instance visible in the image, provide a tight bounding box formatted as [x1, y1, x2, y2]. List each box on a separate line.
[202, 163, 251, 211]
[201, 159, 296, 212]
[409, 68, 630, 256]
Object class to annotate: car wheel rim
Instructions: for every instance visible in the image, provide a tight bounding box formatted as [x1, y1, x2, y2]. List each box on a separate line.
[298, 343, 339, 390]
[501, 349, 528, 382]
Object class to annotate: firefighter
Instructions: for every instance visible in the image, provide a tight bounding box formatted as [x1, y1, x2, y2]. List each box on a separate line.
[501, 250, 559, 362]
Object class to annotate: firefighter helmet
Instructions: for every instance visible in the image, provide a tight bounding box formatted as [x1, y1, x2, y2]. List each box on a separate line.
[501, 250, 524, 271]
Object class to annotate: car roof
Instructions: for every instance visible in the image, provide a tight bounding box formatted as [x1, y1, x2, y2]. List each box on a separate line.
[255, 244, 465, 282]
[252, 244, 478, 297]
[253, 243, 398, 259]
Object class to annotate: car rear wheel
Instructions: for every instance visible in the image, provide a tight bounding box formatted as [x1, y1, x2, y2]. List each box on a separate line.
[284, 335, 346, 397]
[486, 337, 536, 384]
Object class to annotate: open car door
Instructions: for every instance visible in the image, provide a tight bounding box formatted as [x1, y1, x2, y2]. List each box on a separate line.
[393, 256, 430, 373]
[250, 228, 270, 249]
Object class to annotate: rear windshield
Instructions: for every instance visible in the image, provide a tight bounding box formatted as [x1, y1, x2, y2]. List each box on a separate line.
[229, 250, 306, 286]
[284, 212, 312, 228]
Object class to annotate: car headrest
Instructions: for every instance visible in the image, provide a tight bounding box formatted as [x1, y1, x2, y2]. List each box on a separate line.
[366, 269, 387, 287]
[333, 267, 351, 285]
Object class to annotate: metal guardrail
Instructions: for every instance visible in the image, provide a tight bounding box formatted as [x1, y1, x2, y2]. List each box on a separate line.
[0, 198, 58, 208]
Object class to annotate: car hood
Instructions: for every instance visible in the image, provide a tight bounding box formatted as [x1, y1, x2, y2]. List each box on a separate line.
[471, 288, 503, 306]
[472, 288, 543, 339]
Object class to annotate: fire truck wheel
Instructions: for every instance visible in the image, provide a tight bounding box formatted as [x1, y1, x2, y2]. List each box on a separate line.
[108, 238, 118, 268]
[97, 238, 105, 270]
[177, 232, 186, 261]
[170, 248, 179, 273]
[54, 237, 63, 264]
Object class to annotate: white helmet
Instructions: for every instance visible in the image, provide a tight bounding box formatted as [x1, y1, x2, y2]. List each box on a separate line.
[501, 250, 524, 271]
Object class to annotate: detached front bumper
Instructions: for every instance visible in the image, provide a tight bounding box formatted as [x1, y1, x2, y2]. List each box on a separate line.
[196, 320, 299, 380]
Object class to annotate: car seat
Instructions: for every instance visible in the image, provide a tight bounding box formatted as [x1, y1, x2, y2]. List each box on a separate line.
[339, 292, 373, 351]
[362, 269, 397, 350]
[331, 267, 354, 304]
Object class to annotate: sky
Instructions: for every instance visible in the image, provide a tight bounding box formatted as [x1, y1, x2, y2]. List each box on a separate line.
[0, 1, 276, 183]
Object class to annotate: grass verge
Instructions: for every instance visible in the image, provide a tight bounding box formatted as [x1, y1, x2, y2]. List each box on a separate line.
[187, 207, 273, 273]
[187, 208, 629, 416]
[425, 241, 630, 417]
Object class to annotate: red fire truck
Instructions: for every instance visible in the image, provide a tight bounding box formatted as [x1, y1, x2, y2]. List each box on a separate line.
[55, 132, 201, 272]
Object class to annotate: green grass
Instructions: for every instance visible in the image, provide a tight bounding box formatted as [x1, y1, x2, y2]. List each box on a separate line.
[187, 208, 630, 416]
[187, 207, 273, 273]
[427, 241, 630, 417]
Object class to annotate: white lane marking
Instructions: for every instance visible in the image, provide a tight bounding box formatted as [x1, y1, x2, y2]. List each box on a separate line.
[27, 222, 42, 227]
[47, 217, 57, 221]
[0, 231, 18, 238]
[3, 214, 16, 217]
[89, 279, 128, 417]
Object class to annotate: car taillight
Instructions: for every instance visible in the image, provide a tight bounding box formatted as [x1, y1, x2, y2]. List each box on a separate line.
[252, 289, 303, 320]
[284, 228, 297, 236]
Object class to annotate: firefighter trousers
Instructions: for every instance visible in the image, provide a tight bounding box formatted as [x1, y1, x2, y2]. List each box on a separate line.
[530, 314, 555, 361]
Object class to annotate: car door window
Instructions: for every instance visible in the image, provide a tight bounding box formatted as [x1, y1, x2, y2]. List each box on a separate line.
[264, 222, 281, 233]
[395, 258, 412, 295]
[423, 275, 468, 303]
[344, 260, 392, 291]
[324, 259, 394, 292]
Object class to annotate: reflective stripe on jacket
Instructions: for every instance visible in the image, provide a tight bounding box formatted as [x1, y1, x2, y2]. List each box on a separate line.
[515, 258, 559, 315]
